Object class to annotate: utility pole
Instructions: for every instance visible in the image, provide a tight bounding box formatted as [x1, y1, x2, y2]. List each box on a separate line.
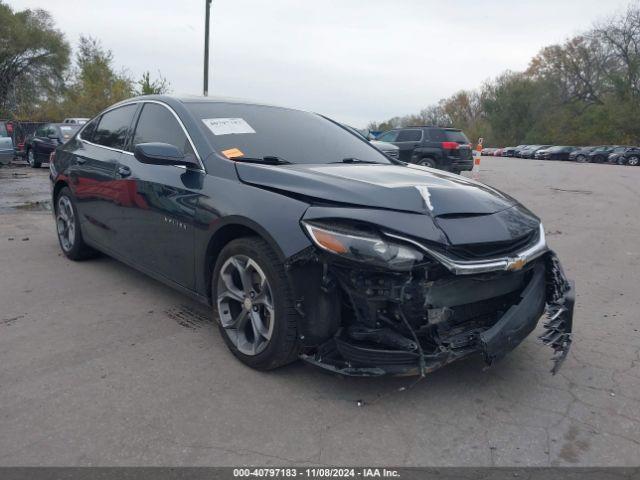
[203, 0, 212, 96]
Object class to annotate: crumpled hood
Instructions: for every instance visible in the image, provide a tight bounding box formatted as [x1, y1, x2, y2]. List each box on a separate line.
[235, 162, 517, 216]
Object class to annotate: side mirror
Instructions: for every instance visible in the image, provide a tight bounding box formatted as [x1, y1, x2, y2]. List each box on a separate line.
[134, 142, 198, 168]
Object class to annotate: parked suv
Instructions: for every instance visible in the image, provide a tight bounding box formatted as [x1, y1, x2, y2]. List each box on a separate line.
[376, 126, 473, 173]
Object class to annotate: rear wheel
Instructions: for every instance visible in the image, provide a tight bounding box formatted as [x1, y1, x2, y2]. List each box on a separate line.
[55, 187, 98, 260]
[212, 237, 299, 370]
[27, 149, 41, 168]
[418, 158, 436, 169]
[628, 156, 640, 166]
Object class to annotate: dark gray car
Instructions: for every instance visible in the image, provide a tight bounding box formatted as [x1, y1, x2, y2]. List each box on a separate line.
[50, 95, 574, 376]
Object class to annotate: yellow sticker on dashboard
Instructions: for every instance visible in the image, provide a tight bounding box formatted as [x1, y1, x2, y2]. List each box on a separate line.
[222, 148, 244, 159]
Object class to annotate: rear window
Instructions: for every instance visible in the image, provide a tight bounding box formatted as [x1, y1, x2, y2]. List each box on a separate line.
[187, 102, 392, 165]
[443, 129, 469, 144]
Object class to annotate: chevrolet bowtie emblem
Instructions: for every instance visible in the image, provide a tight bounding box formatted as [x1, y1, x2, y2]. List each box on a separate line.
[506, 256, 527, 271]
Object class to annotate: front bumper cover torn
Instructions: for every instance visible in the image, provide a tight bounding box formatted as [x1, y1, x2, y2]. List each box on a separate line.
[299, 251, 574, 377]
[538, 253, 574, 374]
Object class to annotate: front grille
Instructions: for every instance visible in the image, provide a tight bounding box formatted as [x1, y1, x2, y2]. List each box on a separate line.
[443, 228, 538, 261]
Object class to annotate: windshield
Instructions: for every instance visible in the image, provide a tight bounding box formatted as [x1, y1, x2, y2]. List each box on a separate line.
[188, 103, 392, 165]
[444, 130, 470, 144]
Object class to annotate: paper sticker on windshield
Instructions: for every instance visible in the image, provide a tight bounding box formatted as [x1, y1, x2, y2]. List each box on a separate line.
[202, 118, 255, 135]
[221, 148, 244, 159]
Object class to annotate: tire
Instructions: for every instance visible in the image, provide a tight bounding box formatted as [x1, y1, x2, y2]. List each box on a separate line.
[55, 187, 98, 260]
[27, 149, 41, 168]
[418, 158, 436, 168]
[212, 237, 299, 370]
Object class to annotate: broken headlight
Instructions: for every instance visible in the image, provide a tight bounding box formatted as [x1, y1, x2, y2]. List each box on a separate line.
[302, 221, 424, 271]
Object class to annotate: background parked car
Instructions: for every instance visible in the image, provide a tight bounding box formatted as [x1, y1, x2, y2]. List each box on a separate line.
[587, 145, 618, 163]
[63, 118, 89, 125]
[344, 125, 399, 160]
[0, 120, 14, 165]
[25, 123, 80, 168]
[502, 146, 518, 157]
[521, 145, 551, 158]
[376, 126, 473, 173]
[512, 145, 529, 157]
[568, 146, 598, 162]
[619, 147, 640, 166]
[493, 148, 503, 156]
[607, 146, 633, 164]
[540, 146, 577, 160]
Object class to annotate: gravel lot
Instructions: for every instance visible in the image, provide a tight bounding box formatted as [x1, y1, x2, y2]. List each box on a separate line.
[1, 157, 639, 466]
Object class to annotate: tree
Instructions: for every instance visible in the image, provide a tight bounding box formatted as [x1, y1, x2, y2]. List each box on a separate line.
[62, 36, 133, 117]
[136, 71, 171, 95]
[0, 2, 70, 119]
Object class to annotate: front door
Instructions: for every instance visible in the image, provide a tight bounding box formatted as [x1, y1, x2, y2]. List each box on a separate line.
[114, 102, 203, 290]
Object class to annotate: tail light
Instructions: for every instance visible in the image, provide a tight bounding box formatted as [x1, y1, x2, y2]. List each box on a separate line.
[441, 141, 460, 150]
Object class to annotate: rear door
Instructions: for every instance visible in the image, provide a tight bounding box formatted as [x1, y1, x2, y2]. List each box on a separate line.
[69, 104, 138, 252]
[394, 129, 423, 162]
[115, 101, 204, 289]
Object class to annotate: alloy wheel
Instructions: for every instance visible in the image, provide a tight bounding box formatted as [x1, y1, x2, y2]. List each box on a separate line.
[216, 255, 275, 356]
[56, 196, 75, 252]
[628, 156, 640, 166]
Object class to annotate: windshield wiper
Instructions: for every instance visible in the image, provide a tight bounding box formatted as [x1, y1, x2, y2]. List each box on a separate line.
[233, 156, 291, 165]
[332, 158, 385, 164]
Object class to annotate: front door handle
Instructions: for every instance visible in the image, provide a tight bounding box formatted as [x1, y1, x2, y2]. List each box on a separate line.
[117, 165, 131, 178]
[76, 157, 87, 165]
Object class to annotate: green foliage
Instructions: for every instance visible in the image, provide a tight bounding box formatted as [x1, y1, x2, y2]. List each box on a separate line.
[1, 3, 171, 122]
[0, 2, 70, 119]
[62, 36, 133, 118]
[136, 71, 171, 95]
[370, 2, 640, 147]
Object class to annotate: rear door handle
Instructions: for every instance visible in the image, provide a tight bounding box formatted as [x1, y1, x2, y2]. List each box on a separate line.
[117, 165, 131, 177]
[76, 157, 87, 164]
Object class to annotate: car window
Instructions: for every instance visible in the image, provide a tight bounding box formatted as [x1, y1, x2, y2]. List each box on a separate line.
[132, 103, 195, 157]
[187, 102, 392, 165]
[444, 130, 470, 142]
[93, 104, 137, 150]
[377, 130, 399, 143]
[81, 117, 99, 142]
[0, 123, 7, 137]
[35, 125, 46, 137]
[396, 129, 422, 142]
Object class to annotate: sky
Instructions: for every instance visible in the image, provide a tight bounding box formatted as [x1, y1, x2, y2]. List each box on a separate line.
[9, 0, 634, 127]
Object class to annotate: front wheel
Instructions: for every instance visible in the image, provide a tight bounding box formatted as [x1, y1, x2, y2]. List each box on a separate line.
[27, 149, 41, 168]
[212, 237, 299, 370]
[627, 156, 640, 166]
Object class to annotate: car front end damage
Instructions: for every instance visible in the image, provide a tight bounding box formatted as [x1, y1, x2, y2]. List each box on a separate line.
[286, 220, 574, 377]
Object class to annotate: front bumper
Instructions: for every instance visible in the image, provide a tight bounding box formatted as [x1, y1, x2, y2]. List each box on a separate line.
[300, 252, 573, 376]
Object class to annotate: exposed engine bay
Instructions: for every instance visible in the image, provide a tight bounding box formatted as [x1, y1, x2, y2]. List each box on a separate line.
[286, 226, 574, 377]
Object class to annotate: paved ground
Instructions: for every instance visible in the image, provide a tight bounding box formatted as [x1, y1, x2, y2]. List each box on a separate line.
[1, 157, 639, 466]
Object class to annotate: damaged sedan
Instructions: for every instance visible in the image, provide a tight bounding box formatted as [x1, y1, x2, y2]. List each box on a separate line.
[50, 95, 574, 376]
